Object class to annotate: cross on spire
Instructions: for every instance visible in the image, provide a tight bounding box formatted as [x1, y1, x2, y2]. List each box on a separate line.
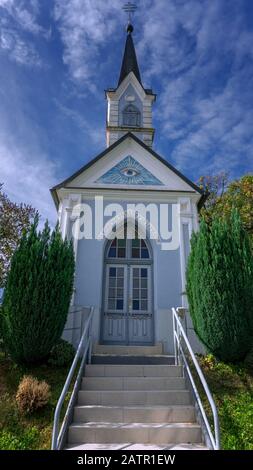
[118, 2, 141, 86]
[122, 2, 137, 25]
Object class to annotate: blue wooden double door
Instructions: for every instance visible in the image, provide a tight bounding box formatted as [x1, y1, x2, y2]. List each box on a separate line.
[101, 236, 154, 345]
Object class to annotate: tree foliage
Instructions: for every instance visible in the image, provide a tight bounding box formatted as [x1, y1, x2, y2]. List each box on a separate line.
[198, 174, 253, 239]
[1, 216, 75, 364]
[0, 184, 37, 287]
[186, 210, 253, 362]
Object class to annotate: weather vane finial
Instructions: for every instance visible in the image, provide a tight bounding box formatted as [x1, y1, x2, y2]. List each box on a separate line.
[122, 2, 137, 32]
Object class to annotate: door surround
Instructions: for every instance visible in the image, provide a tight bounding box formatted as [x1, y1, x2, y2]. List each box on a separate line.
[100, 224, 154, 345]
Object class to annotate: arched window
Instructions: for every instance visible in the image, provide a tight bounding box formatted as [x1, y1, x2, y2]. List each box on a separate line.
[107, 235, 150, 259]
[107, 237, 126, 258]
[123, 104, 141, 127]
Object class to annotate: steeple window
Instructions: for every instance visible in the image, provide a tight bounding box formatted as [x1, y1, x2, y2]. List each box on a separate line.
[123, 104, 141, 127]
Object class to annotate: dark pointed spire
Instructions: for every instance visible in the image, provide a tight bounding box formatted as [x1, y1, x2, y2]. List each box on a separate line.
[118, 24, 142, 87]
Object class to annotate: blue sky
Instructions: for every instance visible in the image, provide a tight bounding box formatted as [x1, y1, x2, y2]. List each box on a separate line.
[0, 0, 253, 225]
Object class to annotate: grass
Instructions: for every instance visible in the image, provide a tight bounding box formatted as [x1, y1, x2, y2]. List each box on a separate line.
[194, 355, 253, 450]
[0, 352, 71, 450]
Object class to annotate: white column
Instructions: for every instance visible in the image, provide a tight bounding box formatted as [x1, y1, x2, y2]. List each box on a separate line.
[59, 197, 70, 240]
[59, 194, 82, 306]
[69, 194, 82, 307]
[68, 193, 82, 261]
[178, 197, 194, 308]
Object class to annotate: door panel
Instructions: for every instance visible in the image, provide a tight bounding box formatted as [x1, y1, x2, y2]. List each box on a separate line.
[128, 265, 153, 344]
[102, 264, 127, 343]
[129, 266, 151, 314]
[105, 265, 127, 313]
[102, 264, 153, 345]
[103, 315, 126, 343]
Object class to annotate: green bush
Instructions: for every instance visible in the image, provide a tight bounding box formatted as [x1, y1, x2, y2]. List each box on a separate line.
[186, 210, 253, 362]
[48, 339, 75, 367]
[1, 216, 75, 364]
[0, 427, 39, 450]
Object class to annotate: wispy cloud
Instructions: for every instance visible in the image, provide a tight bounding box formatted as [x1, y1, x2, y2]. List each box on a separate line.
[135, 0, 253, 177]
[0, 135, 58, 225]
[0, 0, 50, 66]
[54, 100, 105, 148]
[0, 0, 45, 35]
[0, 27, 42, 66]
[53, 0, 253, 178]
[53, 0, 122, 86]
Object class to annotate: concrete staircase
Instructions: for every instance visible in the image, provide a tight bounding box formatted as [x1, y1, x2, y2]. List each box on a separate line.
[66, 347, 207, 450]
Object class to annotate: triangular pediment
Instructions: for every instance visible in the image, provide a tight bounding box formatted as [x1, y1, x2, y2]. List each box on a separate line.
[63, 136, 198, 191]
[51, 133, 204, 208]
[95, 155, 163, 186]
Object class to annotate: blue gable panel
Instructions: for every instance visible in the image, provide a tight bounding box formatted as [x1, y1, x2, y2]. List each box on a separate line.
[95, 156, 164, 185]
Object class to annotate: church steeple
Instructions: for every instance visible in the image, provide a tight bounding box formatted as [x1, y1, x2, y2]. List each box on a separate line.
[105, 11, 156, 148]
[118, 23, 142, 87]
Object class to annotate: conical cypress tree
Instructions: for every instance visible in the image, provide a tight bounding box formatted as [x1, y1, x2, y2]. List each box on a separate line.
[1, 216, 75, 364]
[186, 210, 253, 362]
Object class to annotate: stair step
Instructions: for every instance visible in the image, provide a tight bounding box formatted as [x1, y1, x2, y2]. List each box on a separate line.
[66, 443, 208, 450]
[82, 377, 186, 391]
[93, 344, 163, 355]
[78, 390, 192, 406]
[68, 422, 202, 444]
[73, 405, 196, 423]
[85, 364, 182, 377]
[91, 355, 174, 365]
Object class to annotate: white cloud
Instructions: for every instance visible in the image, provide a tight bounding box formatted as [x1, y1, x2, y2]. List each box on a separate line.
[0, 27, 42, 66]
[0, 134, 58, 226]
[137, 0, 203, 81]
[0, 0, 46, 35]
[0, 69, 58, 225]
[53, 0, 122, 84]
[0, 0, 50, 66]
[169, 62, 253, 174]
[133, 0, 253, 177]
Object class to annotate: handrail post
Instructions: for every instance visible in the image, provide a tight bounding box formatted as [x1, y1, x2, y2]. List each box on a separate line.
[177, 309, 182, 366]
[51, 418, 58, 450]
[176, 314, 180, 365]
[171, 307, 220, 450]
[88, 316, 92, 364]
[51, 305, 94, 450]
[172, 309, 178, 365]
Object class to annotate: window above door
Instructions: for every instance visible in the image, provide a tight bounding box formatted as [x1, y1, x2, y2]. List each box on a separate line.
[106, 235, 150, 260]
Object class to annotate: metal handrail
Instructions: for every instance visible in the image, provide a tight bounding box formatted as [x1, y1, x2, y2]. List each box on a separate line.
[51, 306, 94, 450]
[172, 307, 220, 450]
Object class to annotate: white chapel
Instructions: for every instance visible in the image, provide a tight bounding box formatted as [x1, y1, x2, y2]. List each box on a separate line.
[51, 21, 205, 354]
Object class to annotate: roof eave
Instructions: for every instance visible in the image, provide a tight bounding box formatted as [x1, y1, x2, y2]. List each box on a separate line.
[50, 187, 60, 210]
[50, 132, 132, 194]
